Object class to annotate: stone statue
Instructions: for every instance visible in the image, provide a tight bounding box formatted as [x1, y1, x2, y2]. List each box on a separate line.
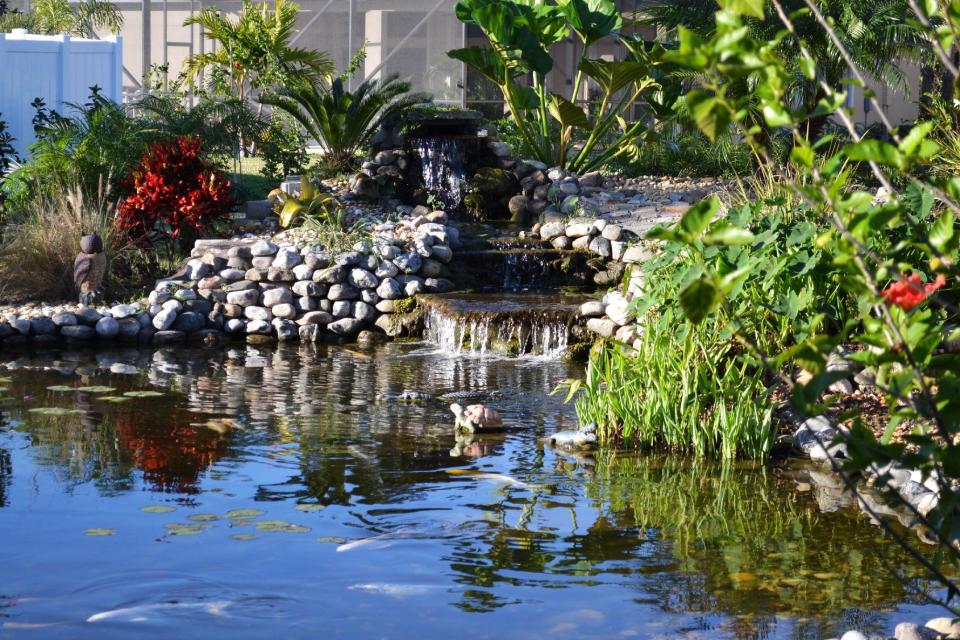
[73, 232, 106, 305]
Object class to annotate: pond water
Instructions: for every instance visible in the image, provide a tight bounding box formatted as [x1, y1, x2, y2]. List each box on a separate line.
[0, 342, 947, 639]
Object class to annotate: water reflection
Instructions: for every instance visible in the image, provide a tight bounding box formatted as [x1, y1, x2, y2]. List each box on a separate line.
[0, 343, 948, 639]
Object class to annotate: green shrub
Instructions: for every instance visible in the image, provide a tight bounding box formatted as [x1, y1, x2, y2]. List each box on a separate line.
[258, 111, 310, 185]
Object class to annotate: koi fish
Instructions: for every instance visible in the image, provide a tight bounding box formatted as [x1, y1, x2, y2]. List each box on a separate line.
[444, 469, 538, 490]
[87, 600, 232, 623]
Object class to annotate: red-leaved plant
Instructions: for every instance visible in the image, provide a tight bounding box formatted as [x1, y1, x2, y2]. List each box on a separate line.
[117, 135, 233, 246]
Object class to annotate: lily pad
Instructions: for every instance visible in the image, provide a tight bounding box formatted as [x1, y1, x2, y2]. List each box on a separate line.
[46, 385, 75, 392]
[164, 522, 212, 536]
[316, 536, 348, 544]
[29, 407, 85, 416]
[294, 503, 325, 512]
[84, 528, 117, 536]
[225, 508, 265, 519]
[187, 514, 219, 522]
[229, 519, 257, 528]
[77, 386, 115, 393]
[231, 533, 257, 542]
[97, 396, 131, 403]
[256, 519, 310, 533]
[123, 390, 164, 398]
[140, 505, 176, 514]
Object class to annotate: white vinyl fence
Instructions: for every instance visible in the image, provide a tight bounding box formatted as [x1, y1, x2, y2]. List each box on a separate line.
[0, 30, 122, 157]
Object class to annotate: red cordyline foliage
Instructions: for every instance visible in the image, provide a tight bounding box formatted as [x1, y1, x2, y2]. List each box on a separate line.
[117, 135, 234, 244]
[881, 273, 946, 311]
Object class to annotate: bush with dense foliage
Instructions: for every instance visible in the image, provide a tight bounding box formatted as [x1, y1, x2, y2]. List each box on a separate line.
[568, 0, 960, 606]
[0, 0, 122, 38]
[117, 136, 234, 247]
[258, 110, 310, 184]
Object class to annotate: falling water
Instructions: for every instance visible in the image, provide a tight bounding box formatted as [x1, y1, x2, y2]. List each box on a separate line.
[424, 305, 570, 358]
[415, 137, 469, 210]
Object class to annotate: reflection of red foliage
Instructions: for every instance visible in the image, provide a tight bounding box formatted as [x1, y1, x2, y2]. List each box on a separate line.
[882, 274, 946, 311]
[114, 413, 226, 494]
[117, 135, 234, 243]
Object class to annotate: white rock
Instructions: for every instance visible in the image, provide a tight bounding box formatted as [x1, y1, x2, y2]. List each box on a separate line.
[109, 303, 139, 319]
[251, 240, 279, 257]
[152, 308, 177, 331]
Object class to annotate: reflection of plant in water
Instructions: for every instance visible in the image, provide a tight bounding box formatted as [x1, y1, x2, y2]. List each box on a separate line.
[0, 446, 11, 507]
[586, 452, 937, 627]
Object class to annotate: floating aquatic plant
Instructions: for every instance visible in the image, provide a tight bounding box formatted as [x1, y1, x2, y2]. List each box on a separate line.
[294, 503, 325, 512]
[29, 407, 85, 416]
[140, 505, 176, 514]
[97, 396, 130, 403]
[76, 386, 116, 393]
[187, 514, 219, 522]
[225, 508, 265, 519]
[123, 390, 164, 398]
[84, 528, 117, 536]
[46, 385, 76, 392]
[256, 520, 309, 533]
[164, 522, 212, 536]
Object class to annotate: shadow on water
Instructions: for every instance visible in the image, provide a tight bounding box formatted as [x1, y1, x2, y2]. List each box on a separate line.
[0, 342, 948, 639]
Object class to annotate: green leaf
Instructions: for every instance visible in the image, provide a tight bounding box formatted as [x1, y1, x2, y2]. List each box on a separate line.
[555, 0, 621, 47]
[930, 211, 955, 252]
[686, 90, 730, 141]
[679, 196, 721, 238]
[718, 0, 765, 18]
[547, 94, 590, 129]
[704, 225, 755, 246]
[846, 139, 907, 170]
[679, 277, 720, 324]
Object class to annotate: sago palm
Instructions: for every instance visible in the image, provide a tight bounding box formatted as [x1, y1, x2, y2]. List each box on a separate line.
[259, 74, 429, 170]
[182, 0, 333, 100]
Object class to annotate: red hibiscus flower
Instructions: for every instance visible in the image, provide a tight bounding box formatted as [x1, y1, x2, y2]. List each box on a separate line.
[882, 273, 946, 311]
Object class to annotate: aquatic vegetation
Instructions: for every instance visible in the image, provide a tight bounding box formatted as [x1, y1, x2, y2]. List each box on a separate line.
[141, 505, 176, 513]
[83, 528, 117, 536]
[225, 509, 266, 519]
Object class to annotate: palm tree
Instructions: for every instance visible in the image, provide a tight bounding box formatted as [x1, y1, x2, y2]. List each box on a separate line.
[0, 0, 122, 38]
[635, 0, 928, 140]
[259, 74, 430, 170]
[182, 0, 333, 101]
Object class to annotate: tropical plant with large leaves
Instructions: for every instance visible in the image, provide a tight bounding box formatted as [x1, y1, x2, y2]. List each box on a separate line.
[448, 0, 661, 172]
[182, 0, 333, 100]
[259, 72, 429, 171]
[0, 0, 122, 38]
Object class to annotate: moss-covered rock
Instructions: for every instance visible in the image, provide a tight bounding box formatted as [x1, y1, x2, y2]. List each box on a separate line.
[464, 167, 520, 221]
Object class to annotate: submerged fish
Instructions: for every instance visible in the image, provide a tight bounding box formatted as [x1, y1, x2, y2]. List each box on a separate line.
[335, 528, 416, 553]
[445, 469, 538, 490]
[87, 600, 232, 623]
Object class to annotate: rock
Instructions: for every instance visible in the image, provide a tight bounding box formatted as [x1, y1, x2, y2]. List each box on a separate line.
[895, 622, 939, 640]
[292, 281, 325, 297]
[840, 631, 868, 640]
[315, 266, 347, 284]
[225, 279, 256, 292]
[328, 318, 362, 336]
[551, 235, 572, 250]
[348, 268, 379, 289]
[586, 318, 618, 338]
[109, 303, 139, 319]
[328, 283, 360, 301]
[580, 171, 603, 187]
[560, 195, 580, 215]
[404, 280, 424, 296]
[198, 276, 223, 290]
[185, 299, 212, 316]
[375, 300, 396, 313]
[174, 288, 197, 302]
[336, 251, 363, 267]
[172, 311, 206, 333]
[152, 308, 177, 331]
[30, 317, 57, 335]
[272, 303, 297, 320]
[424, 278, 454, 293]
[565, 222, 593, 238]
[508, 195, 530, 222]
[10, 318, 30, 335]
[272, 246, 302, 269]
[353, 301, 377, 322]
[224, 318, 246, 334]
[110, 362, 139, 374]
[117, 318, 141, 339]
[605, 294, 632, 326]
[394, 252, 422, 274]
[622, 245, 653, 264]
[272, 318, 298, 341]
[430, 245, 453, 263]
[588, 235, 612, 258]
[267, 267, 296, 283]
[601, 224, 622, 241]
[61, 325, 95, 340]
[244, 306, 272, 322]
[572, 235, 591, 250]
[185, 259, 211, 280]
[292, 264, 314, 281]
[77, 307, 102, 325]
[463, 167, 519, 221]
[377, 278, 404, 300]
[153, 330, 186, 346]
[374, 150, 396, 165]
[51, 312, 77, 327]
[251, 240, 279, 257]
[925, 617, 960, 638]
[227, 289, 260, 307]
[246, 319, 272, 335]
[579, 301, 606, 317]
[490, 141, 511, 157]
[262, 287, 293, 307]
[297, 311, 332, 326]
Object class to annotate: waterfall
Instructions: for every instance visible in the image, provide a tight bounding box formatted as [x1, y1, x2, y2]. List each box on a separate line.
[415, 137, 469, 210]
[423, 304, 570, 358]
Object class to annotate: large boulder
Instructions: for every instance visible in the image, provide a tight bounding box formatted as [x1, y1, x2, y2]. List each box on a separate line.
[463, 167, 520, 221]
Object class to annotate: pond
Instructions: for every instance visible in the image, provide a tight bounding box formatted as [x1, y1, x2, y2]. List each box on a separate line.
[0, 342, 947, 639]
